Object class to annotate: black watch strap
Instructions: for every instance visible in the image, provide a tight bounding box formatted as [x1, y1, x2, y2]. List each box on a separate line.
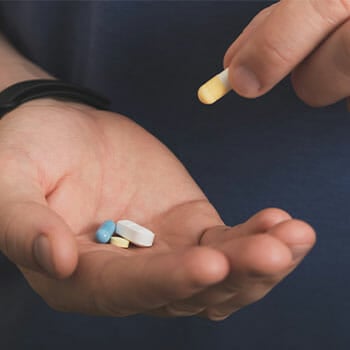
[0, 79, 110, 117]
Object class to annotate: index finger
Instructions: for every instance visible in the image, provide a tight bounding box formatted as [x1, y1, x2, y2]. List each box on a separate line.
[225, 0, 350, 97]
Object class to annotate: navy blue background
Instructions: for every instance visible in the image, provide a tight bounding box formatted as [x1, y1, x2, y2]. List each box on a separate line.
[0, 1, 350, 349]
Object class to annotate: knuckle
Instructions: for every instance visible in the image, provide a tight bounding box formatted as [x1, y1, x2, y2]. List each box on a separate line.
[166, 303, 205, 317]
[254, 208, 291, 230]
[205, 309, 232, 321]
[247, 4, 276, 28]
[220, 283, 240, 296]
[309, 0, 350, 25]
[259, 34, 293, 68]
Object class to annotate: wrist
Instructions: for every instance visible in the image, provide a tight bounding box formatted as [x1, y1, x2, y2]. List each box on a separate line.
[0, 60, 53, 92]
[0, 35, 108, 117]
[0, 33, 53, 91]
[0, 79, 109, 118]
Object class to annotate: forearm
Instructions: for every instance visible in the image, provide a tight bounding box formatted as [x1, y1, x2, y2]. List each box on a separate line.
[0, 32, 53, 91]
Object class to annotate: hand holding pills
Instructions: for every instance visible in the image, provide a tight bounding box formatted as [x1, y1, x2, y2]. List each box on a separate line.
[0, 96, 315, 319]
[96, 219, 155, 247]
[199, 0, 350, 107]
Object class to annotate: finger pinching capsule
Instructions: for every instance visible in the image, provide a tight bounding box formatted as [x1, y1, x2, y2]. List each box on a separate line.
[95, 220, 116, 243]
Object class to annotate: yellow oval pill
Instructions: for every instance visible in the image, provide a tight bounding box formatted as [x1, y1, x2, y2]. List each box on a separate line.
[110, 236, 130, 248]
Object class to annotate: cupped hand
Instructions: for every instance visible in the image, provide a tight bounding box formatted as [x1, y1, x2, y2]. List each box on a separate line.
[224, 0, 350, 107]
[0, 99, 315, 319]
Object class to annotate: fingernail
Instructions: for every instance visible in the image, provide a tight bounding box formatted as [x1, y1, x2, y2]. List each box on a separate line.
[291, 245, 311, 260]
[232, 65, 261, 97]
[34, 235, 55, 275]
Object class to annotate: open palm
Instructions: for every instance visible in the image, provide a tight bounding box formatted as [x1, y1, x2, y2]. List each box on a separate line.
[0, 99, 315, 320]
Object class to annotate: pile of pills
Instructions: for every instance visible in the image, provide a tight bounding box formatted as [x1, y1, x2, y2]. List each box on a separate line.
[95, 219, 155, 248]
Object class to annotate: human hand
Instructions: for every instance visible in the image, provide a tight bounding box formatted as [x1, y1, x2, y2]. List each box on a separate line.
[0, 99, 315, 319]
[224, 0, 350, 107]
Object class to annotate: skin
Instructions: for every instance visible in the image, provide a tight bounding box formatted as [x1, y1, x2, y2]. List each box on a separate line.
[224, 0, 350, 107]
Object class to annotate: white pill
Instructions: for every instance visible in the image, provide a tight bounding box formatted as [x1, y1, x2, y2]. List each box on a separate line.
[116, 220, 155, 247]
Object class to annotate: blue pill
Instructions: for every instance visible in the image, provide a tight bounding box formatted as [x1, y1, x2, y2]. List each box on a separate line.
[95, 220, 116, 243]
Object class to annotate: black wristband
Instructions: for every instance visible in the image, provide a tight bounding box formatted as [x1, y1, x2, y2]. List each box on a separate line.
[0, 79, 110, 118]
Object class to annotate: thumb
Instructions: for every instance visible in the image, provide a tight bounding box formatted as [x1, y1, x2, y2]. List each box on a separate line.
[0, 153, 78, 278]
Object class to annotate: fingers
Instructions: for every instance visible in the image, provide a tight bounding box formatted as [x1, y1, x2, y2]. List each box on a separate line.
[155, 215, 315, 320]
[204, 220, 315, 320]
[92, 247, 229, 316]
[242, 208, 292, 234]
[155, 227, 291, 318]
[223, 3, 278, 67]
[292, 18, 350, 106]
[225, 0, 350, 98]
[0, 151, 78, 278]
[200, 219, 316, 320]
[158, 236, 290, 318]
[66, 209, 314, 318]
[200, 208, 291, 246]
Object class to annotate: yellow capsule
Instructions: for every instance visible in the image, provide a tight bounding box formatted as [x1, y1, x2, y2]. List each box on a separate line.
[197, 68, 231, 105]
[110, 236, 130, 248]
